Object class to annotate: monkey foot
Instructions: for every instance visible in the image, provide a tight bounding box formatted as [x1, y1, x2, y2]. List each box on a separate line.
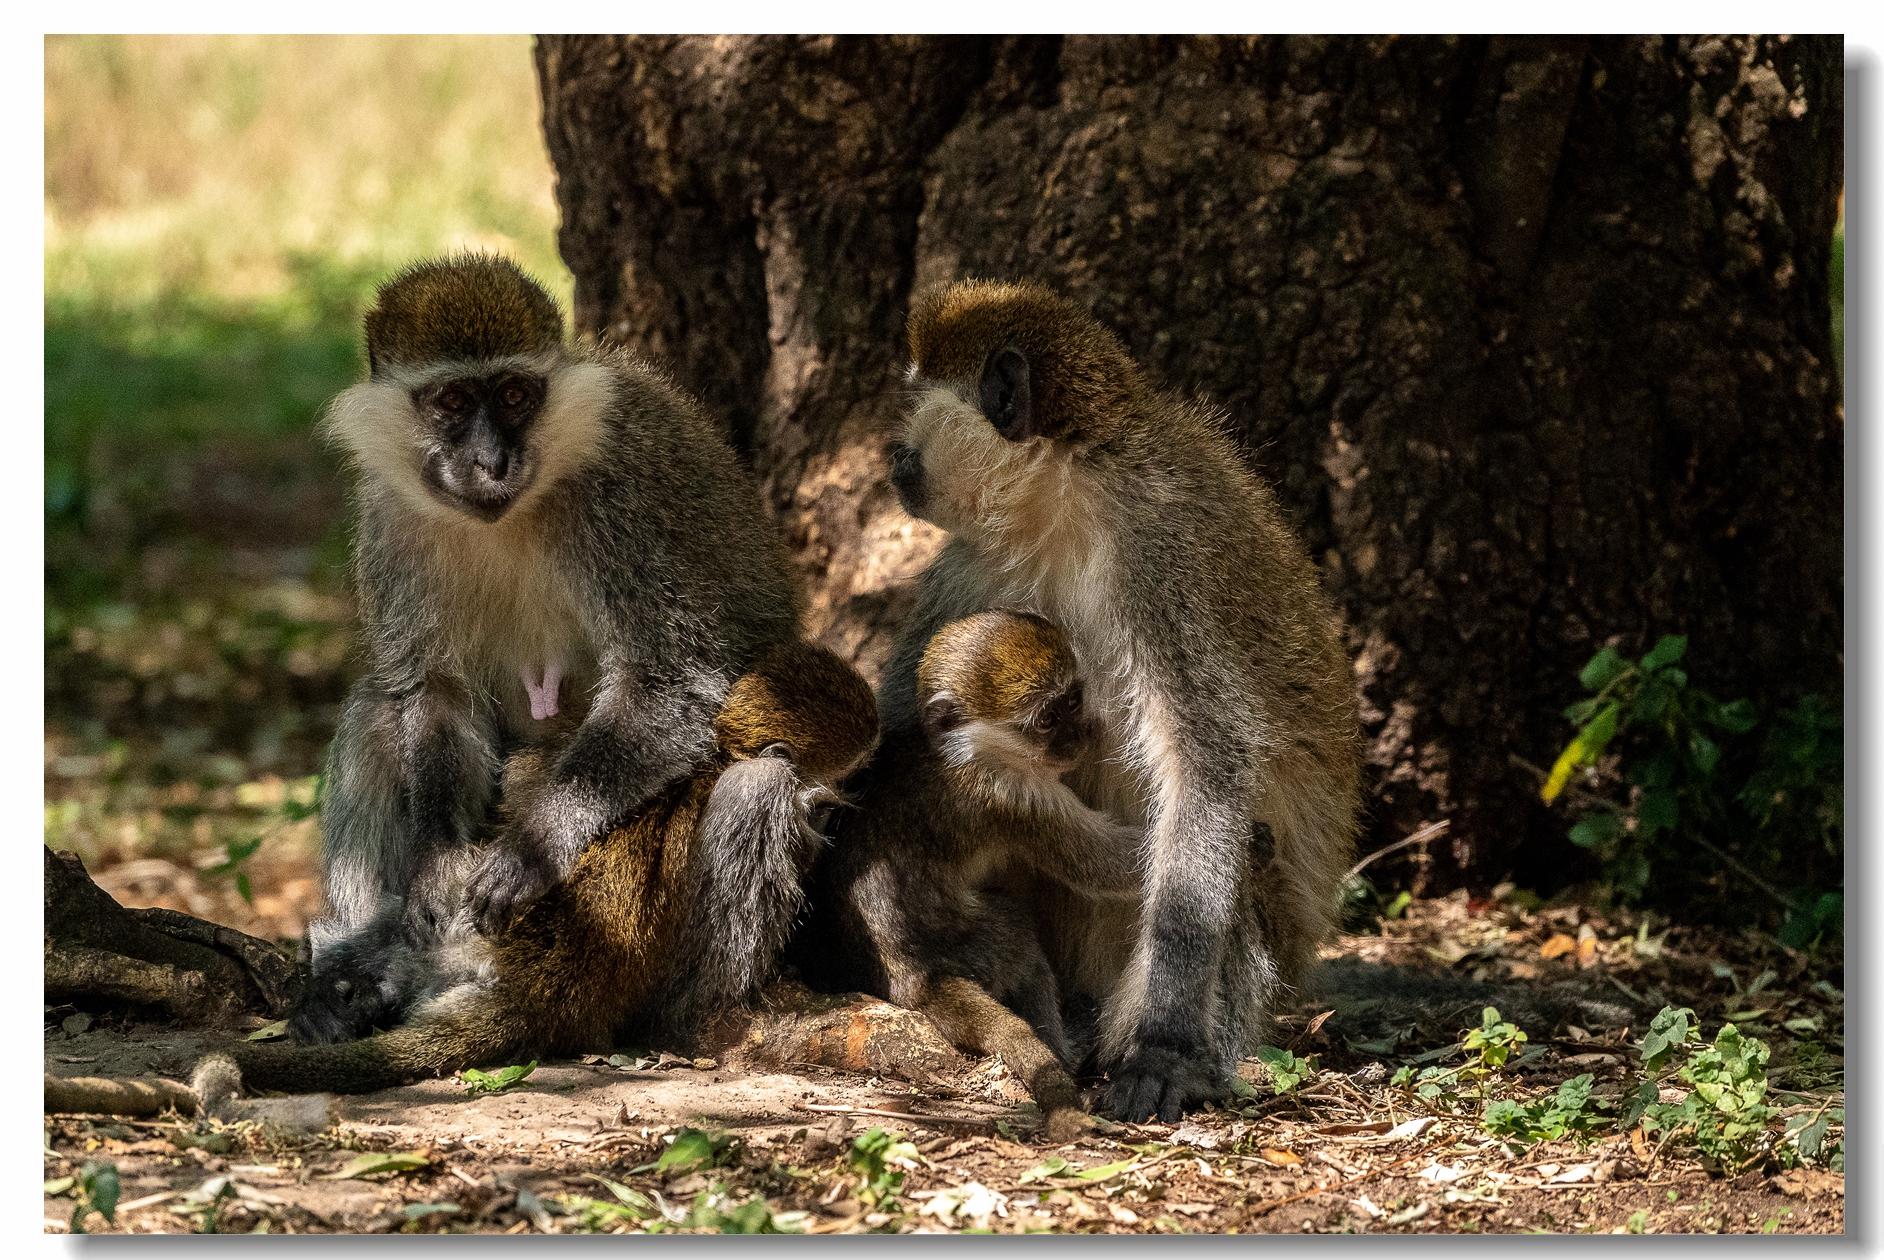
[520, 661, 562, 720]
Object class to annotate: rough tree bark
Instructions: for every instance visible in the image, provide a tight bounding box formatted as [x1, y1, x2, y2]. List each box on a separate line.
[45, 847, 304, 1026]
[535, 35, 1842, 888]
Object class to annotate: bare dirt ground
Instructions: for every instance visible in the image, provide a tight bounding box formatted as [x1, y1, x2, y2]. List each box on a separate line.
[43, 891, 1844, 1235]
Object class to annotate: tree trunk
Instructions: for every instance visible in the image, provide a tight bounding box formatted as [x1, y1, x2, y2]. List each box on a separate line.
[535, 35, 1843, 888]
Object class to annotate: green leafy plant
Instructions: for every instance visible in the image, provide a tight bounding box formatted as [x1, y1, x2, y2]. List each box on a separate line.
[651, 1126, 740, 1175]
[1544, 637, 1842, 918]
[67, 1160, 120, 1234]
[553, 1175, 657, 1232]
[1544, 636, 1755, 899]
[1483, 1074, 1613, 1146]
[458, 1061, 536, 1096]
[663, 1187, 805, 1234]
[1619, 1006, 1837, 1171]
[1255, 1046, 1319, 1095]
[200, 835, 264, 904]
[846, 1127, 920, 1210]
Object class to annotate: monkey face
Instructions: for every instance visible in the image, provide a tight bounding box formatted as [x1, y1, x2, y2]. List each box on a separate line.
[894, 381, 1073, 543]
[897, 281, 1135, 548]
[413, 371, 547, 522]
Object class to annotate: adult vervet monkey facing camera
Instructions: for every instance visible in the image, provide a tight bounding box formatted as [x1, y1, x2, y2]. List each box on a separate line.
[880, 280, 1362, 1123]
[293, 255, 800, 1043]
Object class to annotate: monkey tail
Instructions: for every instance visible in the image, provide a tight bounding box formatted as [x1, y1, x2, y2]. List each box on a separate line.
[921, 976, 1087, 1144]
[205, 987, 530, 1098]
[657, 753, 821, 1041]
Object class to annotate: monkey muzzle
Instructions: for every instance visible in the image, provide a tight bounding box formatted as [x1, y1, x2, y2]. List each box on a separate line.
[889, 443, 928, 515]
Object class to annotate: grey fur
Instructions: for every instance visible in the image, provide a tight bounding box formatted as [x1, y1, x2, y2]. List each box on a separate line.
[293, 266, 800, 1045]
[881, 282, 1363, 1121]
[654, 755, 829, 1043]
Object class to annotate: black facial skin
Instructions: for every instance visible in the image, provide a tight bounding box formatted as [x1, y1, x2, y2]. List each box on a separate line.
[1029, 683, 1092, 770]
[415, 371, 546, 521]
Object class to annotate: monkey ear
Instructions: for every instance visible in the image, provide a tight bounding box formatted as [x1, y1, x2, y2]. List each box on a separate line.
[923, 691, 965, 735]
[979, 347, 1034, 440]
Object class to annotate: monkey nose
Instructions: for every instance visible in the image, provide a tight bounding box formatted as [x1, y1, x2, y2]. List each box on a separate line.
[475, 449, 511, 481]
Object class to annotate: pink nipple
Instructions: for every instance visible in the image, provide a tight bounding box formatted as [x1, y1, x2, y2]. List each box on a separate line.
[521, 662, 563, 721]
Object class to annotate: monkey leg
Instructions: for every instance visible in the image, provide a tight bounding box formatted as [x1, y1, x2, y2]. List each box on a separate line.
[297, 681, 497, 1044]
[967, 891, 1074, 1065]
[919, 976, 1085, 1144]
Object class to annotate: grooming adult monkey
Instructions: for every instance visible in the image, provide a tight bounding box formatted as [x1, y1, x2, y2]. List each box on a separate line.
[204, 645, 877, 1095]
[880, 281, 1362, 1123]
[293, 255, 800, 1043]
[794, 609, 1141, 1141]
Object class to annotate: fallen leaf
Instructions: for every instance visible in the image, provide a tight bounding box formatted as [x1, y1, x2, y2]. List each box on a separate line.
[1550, 1164, 1596, 1184]
[1384, 1117, 1435, 1140]
[321, 1152, 431, 1180]
[1303, 1009, 1335, 1036]
[1260, 1148, 1301, 1166]
[245, 1020, 288, 1042]
[1575, 935, 1600, 969]
[1629, 1127, 1650, 1160]
[1385, 1201, 1431, 1227]
[1351, 1194, 1387, 1219]
[1539, 934, 1577, 960]
[1417, 1163, 1465, 1183]
[1018, 1157, 1069, 1185]
[1072, 1159, 1138, 1183]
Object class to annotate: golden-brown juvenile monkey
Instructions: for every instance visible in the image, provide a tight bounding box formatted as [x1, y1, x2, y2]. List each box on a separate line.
[205, 644, 877, 1096]
[878, 280, 1362, 1123]
[294, 255, 801, 1043]
[794, 610, 1141, 1141]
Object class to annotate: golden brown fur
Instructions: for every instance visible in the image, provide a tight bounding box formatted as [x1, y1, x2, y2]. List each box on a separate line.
[795, 611, 1144, 1142]
[221, 644, 877, 1096]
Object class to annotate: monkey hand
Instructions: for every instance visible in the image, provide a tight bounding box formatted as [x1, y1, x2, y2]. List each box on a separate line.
[465, 843, 561, 936]
[1101, 1043, 1230, 1125]
[287, 953, 405, 1045]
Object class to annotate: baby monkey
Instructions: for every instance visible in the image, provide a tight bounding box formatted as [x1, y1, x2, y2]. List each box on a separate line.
[205, 644, 877, 1097]
[795, 610, 1141, 1141]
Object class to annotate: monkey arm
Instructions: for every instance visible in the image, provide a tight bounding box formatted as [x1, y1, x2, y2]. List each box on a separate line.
[465, 668, 722, 935]
[1007, 802, 1146, 902]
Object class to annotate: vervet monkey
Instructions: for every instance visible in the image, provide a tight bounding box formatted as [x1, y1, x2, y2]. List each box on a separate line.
[208, 644, 876, 1094]
[880, 280, 1361, 1122]
[795, 610, 1142, 1141]
[292, 255, 800, 1043]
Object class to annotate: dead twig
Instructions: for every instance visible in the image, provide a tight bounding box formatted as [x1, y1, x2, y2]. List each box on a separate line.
[1225, 1141, 1446, 1229]
[1509, 756, 1796, 911]
[793, 1101, 994, 1131]
[1346, 821, 1450, 882]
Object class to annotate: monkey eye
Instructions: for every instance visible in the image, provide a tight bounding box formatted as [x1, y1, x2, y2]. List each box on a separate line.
[500, 383, 527, 408]
[437, 387, 471, 413]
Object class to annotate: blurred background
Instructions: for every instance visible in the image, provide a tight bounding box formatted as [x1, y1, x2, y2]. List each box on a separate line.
[44, 35, 570, 943]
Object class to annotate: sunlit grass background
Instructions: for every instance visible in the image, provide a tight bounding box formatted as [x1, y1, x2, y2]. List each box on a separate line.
[44, 35, 567, 939]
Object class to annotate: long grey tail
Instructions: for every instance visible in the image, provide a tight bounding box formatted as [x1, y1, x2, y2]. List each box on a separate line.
[655, 754, 824, 1041]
